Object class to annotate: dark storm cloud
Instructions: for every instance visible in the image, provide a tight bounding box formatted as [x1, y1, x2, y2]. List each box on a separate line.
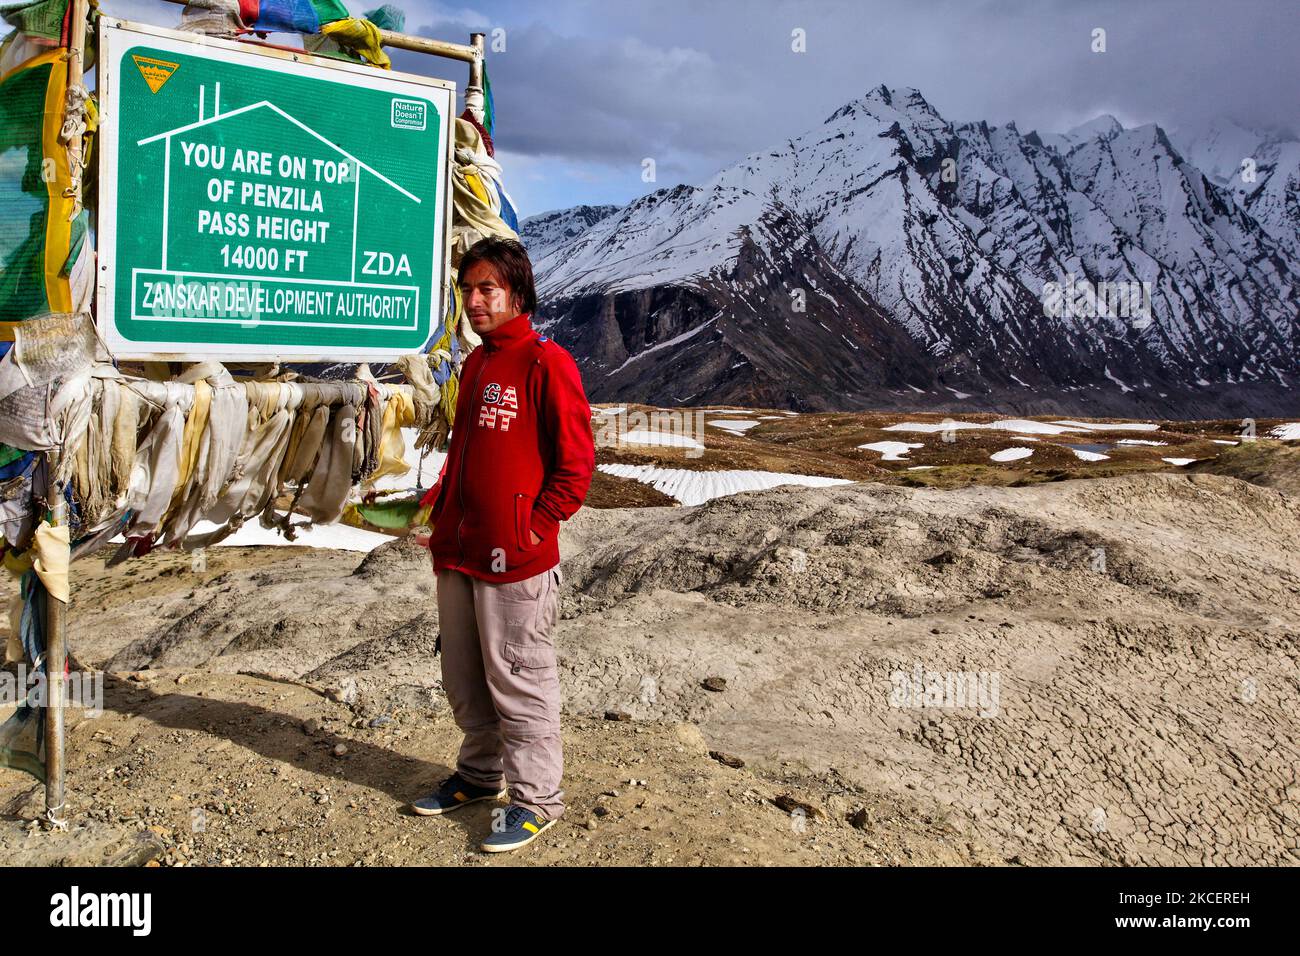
[389, 10, 768, 184]
[396, 0, 1298, 181]
[95, 0, 1297, 210]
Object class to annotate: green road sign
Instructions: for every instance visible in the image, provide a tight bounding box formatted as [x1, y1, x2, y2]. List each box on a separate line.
[97, 19, 454, 361]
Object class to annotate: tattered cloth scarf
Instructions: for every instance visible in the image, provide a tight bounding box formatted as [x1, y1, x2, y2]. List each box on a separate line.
[125, 385, 191, 537]
[263, 400, 329, 535]
[109, 380, 140, 503]
[72, 376, 113, 528]
[297, 402, 357, 524]
[170, 377, 212, 511]
[47, 367, 94, 488]
[281, 400, 329, 490]
[366, 387, 415, 488]
[203, 385, 293, 530]
[177, 0, 247, 37]
[358, 380, 382, 482]
[160, 365, 250, 544]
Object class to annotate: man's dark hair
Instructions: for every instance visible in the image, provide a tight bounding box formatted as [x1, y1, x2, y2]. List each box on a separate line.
[458, 237, 537, 316]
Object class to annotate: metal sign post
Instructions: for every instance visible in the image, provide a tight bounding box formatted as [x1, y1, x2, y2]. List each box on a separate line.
[39, 0, 91, 831]
[42, 479, 67, 828]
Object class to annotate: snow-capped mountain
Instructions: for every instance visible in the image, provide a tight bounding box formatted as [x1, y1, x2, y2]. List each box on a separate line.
[519, 204, 622, 262]
[1171, 118, 1300, 262]
[523, 86, 1299, 415]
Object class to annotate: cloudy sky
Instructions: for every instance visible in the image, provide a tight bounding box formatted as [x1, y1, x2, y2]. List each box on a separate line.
[103, 0, 1299, 218]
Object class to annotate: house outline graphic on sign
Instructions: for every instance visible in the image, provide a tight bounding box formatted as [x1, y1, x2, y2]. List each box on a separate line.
[136, 88, 421, 279]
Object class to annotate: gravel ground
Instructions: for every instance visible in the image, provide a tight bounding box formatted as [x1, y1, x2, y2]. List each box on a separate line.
[2, 469, 1297, 866]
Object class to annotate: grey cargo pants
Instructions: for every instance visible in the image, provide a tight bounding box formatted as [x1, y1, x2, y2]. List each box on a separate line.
[435, 565, 564, 821]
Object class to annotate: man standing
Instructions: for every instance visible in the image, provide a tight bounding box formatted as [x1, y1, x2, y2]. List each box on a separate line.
[412, 237, 595, 853]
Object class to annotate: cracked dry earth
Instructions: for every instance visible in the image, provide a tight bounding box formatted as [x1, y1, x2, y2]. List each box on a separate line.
[2, 472, 1298, 866]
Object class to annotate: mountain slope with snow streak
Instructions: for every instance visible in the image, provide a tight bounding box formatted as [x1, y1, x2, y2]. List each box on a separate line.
[519, 203, 623, 263]
[1173, 119, 1300, 263]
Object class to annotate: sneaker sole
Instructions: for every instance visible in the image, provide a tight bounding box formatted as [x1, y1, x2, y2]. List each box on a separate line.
[411, 789, 508, 816]
[480, 818, 555, 852]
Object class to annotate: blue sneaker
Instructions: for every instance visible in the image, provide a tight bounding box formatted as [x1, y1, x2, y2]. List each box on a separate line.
[411, 773, 507, 816]
[480, 805, 556, 853]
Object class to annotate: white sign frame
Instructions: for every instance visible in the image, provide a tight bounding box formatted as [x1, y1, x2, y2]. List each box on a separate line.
[96, 17, 456, 363]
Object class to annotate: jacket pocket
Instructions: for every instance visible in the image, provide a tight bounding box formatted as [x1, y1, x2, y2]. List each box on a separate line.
[428, 478, 448, 522]
[515, 493, 537, 551]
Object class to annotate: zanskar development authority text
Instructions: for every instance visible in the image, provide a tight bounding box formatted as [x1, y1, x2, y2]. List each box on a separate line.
[139, 280, 413, 322]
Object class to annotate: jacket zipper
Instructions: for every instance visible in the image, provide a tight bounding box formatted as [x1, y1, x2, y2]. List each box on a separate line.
[456, 351, 489, 571]
[517, 350, 546, 554]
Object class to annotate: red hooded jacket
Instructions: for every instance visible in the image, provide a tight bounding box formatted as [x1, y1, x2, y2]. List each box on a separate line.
[424, 312, 595, 583]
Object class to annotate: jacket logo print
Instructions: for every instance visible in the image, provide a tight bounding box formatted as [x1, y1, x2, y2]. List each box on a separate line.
[477, 382, 520, 431]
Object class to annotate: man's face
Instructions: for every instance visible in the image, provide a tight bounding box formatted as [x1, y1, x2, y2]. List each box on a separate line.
[460, 260, 519, 335]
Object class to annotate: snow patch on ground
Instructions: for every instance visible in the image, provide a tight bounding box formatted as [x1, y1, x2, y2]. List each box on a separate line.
[1069, 448, 1111, 462]
[596, 464, 852, 506]
[1162, 458, 1198, 467]
[1049, 420, 1160, 432]
[621, 429, 705, 450]
[708, 419, 761, 435]
[1117, 439, 1168, 447]
[113, 521, 394, 553]
[991, 447, 1035, 462]
[858, 441, 924, 461]
[1270, 423, 1300, 440]
[886, 419, 1081, 435]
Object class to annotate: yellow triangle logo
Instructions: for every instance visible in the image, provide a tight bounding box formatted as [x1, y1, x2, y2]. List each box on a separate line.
[132, 55, 179, 94]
